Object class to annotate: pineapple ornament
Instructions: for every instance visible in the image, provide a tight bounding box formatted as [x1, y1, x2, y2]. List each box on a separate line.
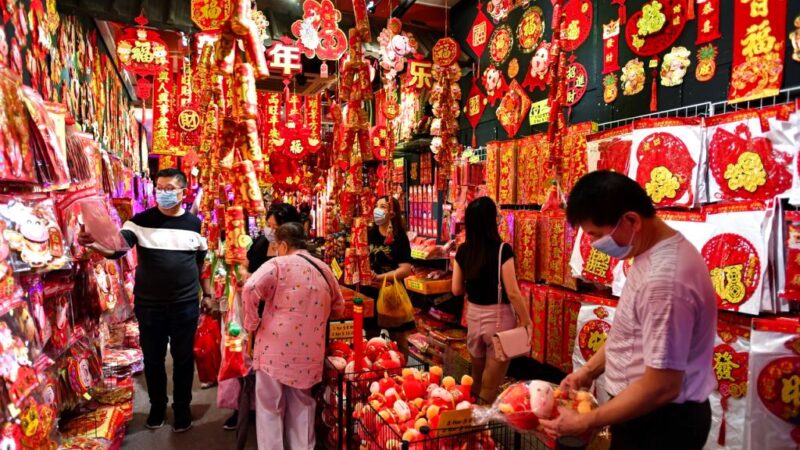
[603, 73, 618, 103]
[695, 44, 718, 82]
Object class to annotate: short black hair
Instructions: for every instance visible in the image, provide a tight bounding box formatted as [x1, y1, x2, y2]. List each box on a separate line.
[274, 223, 308, 250]
[267, 203, 301, 226]
[155, 168, 188, 188]
[566, 171, 656, 227]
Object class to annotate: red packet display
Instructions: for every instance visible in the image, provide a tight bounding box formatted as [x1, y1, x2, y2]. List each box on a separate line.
[485, 141, 500, 203]
[545, 287, 566, 370]
[515, 134, 549, 205]
[628, 118, 703, 208]
[529, 283, 548, 363]
[561, 295, 581, 373]
[498, 209, 515, 244]
[21, 86, 70, 190]
[514, 211, 539, 282]
[538, 211, 577, 290]
[746, 318, 800, 450]
[586, 124, 633, 175]
[706, 108, 796, 203]
[572, 295, 617, 401]
[498, 140, 517, 205]
[0, 67, 34, 184]
[559, 122, 595, 195]
[783, 211, 800, 303]
[704, 202, 772, 315]
[707, 319, 750, 450]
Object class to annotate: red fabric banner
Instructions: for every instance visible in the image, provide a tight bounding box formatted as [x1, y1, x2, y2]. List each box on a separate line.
[258, 91, 283, 156]
[729, 0, 786, 103]
[695, 0, 721, 44]
[151, 67, 175, 155]
[305, 94, 322, 149]
[603, 20, 621, 74]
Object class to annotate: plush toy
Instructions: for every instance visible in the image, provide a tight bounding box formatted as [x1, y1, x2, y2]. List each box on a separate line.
[528, 380, 555, 419]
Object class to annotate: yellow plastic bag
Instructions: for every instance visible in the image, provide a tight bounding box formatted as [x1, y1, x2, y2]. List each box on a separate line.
[377, 275, 414, 328]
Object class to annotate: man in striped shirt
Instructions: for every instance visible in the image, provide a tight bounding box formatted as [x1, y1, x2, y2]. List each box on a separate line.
[79, 168, 212, 433]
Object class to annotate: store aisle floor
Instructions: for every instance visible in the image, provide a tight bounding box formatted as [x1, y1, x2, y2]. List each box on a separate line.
[122, 357, 258, 450]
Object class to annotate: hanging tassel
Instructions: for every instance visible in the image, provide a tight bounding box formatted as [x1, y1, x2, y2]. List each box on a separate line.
[717, 396, 728, 446]
[612, 0, 626, 24]
[649, 58, 659, 112]
[686, 0, 695, 20]
[472, 128, 477, 149]
[385, 222, 395, 245]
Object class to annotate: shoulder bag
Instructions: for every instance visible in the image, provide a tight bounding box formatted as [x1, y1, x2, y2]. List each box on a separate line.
[491, 243, 531, 361]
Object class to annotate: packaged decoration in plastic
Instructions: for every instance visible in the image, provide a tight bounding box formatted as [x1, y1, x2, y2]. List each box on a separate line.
[0, 66, 34, 184]
[498, 209, 514, 244]
[78, 196, 129, 253]
[572, 294, 616, 403]
[485, 141, 500, 203]
[528, 283, 548, 363]
[707, 318, 750, 450]
[0, 195, 70, 273]
[538, 211, 577, 290]
[783, 211, 800, 303]
[0, 317, 38, 417]
[704, 202, 773, 315]
[498, 140, 517, 205]
[64, 129, 96, 188]
[628, 118, 703, 208]
[194, 313, 222, 385]
[219, 288, 249, 382]
[706, 107, 796, 203]
[514, 211, 539, 282]
[515, 134, 549, 205]
[472, 380, 598, 434]
[17, 394, 58, 449]
[745, 318, 800, 450]
[586, 124, 632, 175]
[21, 86, 70, 190]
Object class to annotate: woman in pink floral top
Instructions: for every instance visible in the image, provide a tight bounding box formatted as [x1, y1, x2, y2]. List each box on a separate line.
[243, 223, 344, 450]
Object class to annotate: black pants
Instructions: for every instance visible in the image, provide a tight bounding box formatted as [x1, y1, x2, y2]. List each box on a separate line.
[135, 300, 199, 411]
[610, 399, 711, 450]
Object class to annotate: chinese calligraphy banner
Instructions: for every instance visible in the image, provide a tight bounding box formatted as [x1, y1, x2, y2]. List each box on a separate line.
[151, 67, 175, 155]
[603, 20, 621, 74]
[729, 0, 786, 103]
[305, 94, 322, 148]
[695, 0, 721, 44]
[258, 91, 283, 156]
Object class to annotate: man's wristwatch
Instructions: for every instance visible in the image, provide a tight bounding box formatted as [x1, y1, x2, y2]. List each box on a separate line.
[202, 293, 213, 300]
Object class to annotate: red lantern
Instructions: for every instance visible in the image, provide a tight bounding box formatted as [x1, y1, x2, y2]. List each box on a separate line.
[115, 15, 169, 76]
[135, 76, 152, 100]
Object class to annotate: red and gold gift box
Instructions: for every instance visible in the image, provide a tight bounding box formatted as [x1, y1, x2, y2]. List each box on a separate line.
[528, 283, 548, 363]
[516, 134, 550, 205]
[485, 141, 500, 203]
[498, 140, 517, 205]
[514, 210, 540, 282]
[561, 293, 582, 373]
[538, 211, 577, 290]
[545, 286, 566, 369]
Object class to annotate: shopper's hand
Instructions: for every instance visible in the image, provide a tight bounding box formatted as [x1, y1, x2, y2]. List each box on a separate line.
[560, 367, 594, 391]
[77, 224, 96, 247]
[540, 406, 592, 439]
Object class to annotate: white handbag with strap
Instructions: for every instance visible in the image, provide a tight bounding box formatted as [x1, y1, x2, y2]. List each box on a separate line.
[491, 243, 531, 361]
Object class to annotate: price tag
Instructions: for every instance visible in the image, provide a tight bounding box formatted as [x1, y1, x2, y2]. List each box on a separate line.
[331, 258, 343, 280]
[436, 408, 473, 436]
[328, 321, 354, 340]
[528, 99, 551, 125]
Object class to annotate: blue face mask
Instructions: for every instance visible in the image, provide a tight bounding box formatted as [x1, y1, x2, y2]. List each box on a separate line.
[591, 218, 635, 259]
[374, 208, 388, 226]
[156, 190, 181, 209]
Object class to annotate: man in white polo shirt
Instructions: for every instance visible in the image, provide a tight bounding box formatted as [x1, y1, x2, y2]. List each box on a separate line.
[541, 171, 717, 450]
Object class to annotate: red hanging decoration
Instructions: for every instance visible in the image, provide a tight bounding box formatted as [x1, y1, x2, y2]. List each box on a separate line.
[624, 0, 687, 57]
[612, 0, 627, 24]
[729, 0, 787, 104]
[463, 75, 488, 148]
[483, 65, 509, 106]
[561, 0, 593, 52]
[695, 0, 721, 44]
[602, 20, 621, 74]
[496, 80, 531, 138]
[291, 0, 348, 61]
[702, 234, 761, 312]
[522, 41, 552, 92]
[563, 58, 588, 107]
[466, 9, 494, 58]
[115, 15, 169, 76]
[488, 24, 514, 67]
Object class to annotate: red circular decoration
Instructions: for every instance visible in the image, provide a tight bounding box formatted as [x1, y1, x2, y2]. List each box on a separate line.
[432, 37, 460, 67]
[708, 123, 793, 202]
[135, 77, 152, 100]
[564, 61, 588, 106]
[561, 0, 593, 52]
[115, 16, 170, 76]
[702, 233, 761, 312]
[624, 0, 686, 57]
[578, 319, 611, 361]
[489, 25, 513, 67]
[517, 6, 545, 53]
[757, 356, 800, 427]
[635, 132, 696, 207]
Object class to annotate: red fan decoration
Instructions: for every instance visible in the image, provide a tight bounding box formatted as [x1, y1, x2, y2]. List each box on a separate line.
[708, 124, 792, 202]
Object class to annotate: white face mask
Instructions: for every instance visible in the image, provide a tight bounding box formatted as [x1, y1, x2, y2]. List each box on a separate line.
[264, 228, 276, 242]
[591, 218, 635, 259]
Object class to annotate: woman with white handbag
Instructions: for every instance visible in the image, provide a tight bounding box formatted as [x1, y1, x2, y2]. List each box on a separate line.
[452, 197, 532, 403]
